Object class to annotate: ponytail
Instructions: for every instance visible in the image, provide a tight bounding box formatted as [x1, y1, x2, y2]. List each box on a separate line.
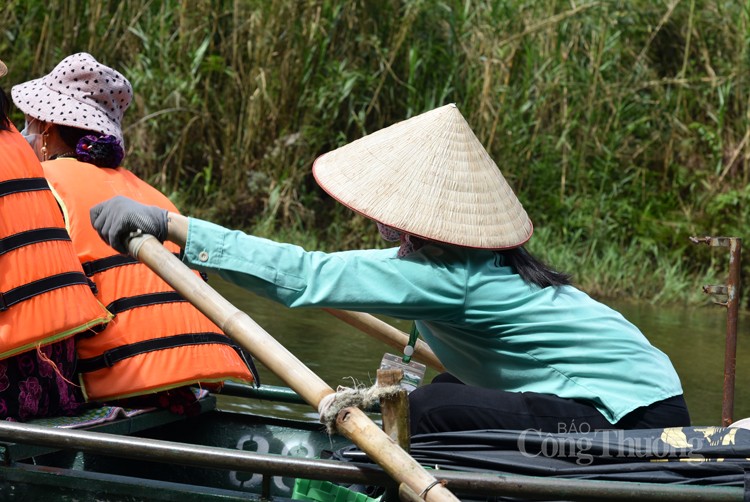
[497, 247, 572, 288]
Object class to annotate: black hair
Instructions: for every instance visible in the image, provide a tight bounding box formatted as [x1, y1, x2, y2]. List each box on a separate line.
[497, 246, 572, 288]
[0, 87, 11, 131]
[57, 125, 124, 168]
[57, 125, 88, 149]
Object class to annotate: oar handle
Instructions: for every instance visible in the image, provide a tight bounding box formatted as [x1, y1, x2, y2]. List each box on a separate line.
[128, 235, 458, 501]
[323, 308, 446, 372]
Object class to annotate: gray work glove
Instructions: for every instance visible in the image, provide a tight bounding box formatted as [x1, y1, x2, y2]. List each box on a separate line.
[90, 195, 169, 254]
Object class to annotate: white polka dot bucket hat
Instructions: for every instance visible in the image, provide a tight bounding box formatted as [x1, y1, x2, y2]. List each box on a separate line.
[11, 53, 131, 146]
[313, 103, 533, 249]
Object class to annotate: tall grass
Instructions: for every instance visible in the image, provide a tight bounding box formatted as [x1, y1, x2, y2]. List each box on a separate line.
[1, 0, 748, 305]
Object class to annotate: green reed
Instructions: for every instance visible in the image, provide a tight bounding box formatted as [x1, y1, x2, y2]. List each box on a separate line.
[1, 0, 748, 305]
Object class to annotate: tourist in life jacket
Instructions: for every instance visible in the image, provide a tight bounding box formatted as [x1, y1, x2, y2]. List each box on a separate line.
[0, 58, 111, 421]
[11, 53, 257, 414]
[90, 104, 690, 433]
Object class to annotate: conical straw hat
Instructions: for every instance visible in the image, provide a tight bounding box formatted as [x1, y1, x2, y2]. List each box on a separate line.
[0, 60, 7, 79]
[312, 103, 533, 249]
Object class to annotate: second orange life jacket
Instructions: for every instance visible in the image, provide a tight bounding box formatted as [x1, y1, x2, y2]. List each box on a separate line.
[43, 159, 257, 401]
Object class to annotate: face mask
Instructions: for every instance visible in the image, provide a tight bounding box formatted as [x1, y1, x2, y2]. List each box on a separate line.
[21, 129, 39, 148]
[20, 119, 44, 151]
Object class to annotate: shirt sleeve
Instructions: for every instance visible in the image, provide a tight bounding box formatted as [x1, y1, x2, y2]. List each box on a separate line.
[182, 218, 466, 320]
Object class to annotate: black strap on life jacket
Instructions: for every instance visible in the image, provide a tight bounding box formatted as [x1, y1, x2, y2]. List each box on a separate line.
[82, 254, 139, 276]
[0, 177, 50, 197]
[106, 291, 186, 316]
[82, 291, 187, 336]
[82, 252, 184, 307]
[0, 271, 90, 312]
[0, 228, 71, 256]
[76, 332, 261, 384]
[82, 252, 183, 276]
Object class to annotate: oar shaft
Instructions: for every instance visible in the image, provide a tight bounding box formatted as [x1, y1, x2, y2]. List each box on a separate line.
[323, 308, 446, 372]
[128, 235, 458, 501]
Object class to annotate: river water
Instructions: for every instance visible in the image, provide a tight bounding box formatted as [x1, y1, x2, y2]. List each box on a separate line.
[210, 274, 750, 428]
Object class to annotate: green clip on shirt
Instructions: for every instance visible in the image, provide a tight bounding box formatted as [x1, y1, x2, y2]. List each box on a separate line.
[184, 218, 683, 424]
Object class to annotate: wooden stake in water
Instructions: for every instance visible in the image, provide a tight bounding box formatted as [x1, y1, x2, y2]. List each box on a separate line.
[690, 236, 742, 427]
[377, 368, 410, 452]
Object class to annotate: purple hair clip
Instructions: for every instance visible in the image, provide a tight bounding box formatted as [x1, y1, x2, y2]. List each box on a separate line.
[76, 134, 124, 168]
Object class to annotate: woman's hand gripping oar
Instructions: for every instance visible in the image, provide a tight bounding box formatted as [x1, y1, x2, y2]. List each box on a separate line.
[126, 233, 458, 502]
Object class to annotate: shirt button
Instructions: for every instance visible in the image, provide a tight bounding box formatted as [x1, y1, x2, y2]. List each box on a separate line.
[198, 251, 209, 262]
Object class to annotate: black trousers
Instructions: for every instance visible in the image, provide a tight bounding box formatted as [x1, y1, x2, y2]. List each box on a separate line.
[409, 373, 691, 435]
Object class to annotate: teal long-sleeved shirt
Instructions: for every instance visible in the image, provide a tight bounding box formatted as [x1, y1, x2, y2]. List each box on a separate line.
[184, 218, 683, 423]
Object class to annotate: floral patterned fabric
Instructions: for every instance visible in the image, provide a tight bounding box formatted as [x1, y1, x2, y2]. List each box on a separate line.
[376, 222, 426, 257]
[0, 338, 85, 421]
[0, 336, 207, 421]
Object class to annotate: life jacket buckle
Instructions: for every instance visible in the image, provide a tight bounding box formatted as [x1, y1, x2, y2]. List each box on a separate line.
[101, 351, 115, 368]
[0, 292, 7, 312]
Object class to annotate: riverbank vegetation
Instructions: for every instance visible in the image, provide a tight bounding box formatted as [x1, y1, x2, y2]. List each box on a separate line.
[2, 0, 748, 305]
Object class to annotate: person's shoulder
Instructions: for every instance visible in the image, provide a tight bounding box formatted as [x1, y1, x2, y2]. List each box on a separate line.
[332, 247, 398, 259]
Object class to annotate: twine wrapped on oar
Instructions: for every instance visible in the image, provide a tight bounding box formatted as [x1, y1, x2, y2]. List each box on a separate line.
[127, 234, 459, 501]
[318, 383, 402, 434]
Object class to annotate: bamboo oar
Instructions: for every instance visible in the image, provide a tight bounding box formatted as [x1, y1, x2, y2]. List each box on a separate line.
[322, 308, 446, 373]
[128, 234, 458, 502]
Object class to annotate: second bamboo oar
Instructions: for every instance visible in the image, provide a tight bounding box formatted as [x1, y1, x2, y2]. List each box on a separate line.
[322, 308, 446, 372]
[128, 234, 458, 502]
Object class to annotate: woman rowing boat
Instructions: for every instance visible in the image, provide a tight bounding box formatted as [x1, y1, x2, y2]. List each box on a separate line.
[89, 103, 690, 434]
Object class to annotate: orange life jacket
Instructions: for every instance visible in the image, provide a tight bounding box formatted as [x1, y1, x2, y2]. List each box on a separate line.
[0, 127, 111, 359]
[42, 159, 256, 402]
